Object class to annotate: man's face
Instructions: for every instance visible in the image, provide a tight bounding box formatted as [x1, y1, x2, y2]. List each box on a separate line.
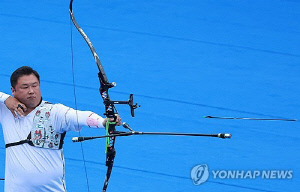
[11, 74, 41, 109]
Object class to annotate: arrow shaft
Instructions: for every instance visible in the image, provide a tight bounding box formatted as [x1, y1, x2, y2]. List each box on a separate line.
[72, 131, 231, 142]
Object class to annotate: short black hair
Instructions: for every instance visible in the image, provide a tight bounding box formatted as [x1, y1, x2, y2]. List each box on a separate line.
[10, 66, 40, 88]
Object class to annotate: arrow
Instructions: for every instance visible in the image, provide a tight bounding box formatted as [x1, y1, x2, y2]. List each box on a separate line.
[204, 116, 297, 121]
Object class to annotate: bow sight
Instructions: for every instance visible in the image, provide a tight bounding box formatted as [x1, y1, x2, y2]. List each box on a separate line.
[101, 91, 140, 118]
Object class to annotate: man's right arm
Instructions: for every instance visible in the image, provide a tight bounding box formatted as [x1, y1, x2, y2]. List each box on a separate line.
[0, 92, 10, 104]
[0, 92, 27, 118]
[0, 92, 10, 121]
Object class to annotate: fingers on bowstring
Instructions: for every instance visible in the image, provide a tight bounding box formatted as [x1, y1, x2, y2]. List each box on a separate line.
[14, 103, 26, 117]
[18, 103, 27, 112]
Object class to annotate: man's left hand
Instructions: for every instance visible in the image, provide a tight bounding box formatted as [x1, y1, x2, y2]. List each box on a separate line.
[103, 114, 122, 127]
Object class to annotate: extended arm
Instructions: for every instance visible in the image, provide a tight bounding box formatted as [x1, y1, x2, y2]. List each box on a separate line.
[53, 103, 121, 133]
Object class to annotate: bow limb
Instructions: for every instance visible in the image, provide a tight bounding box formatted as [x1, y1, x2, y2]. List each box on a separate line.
[69, 0, 112, 87]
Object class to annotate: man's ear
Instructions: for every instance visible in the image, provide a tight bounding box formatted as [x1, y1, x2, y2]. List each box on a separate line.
[11, 86, 16, 96]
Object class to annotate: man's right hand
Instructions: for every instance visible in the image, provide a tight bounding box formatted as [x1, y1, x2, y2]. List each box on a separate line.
[4, 96, 27, 118]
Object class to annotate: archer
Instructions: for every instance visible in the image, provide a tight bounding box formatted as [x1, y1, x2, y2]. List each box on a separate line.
[0, 66, 121, 192]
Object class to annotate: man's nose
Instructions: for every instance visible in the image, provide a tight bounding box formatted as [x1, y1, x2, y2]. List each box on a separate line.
[28, 86, 34, 94]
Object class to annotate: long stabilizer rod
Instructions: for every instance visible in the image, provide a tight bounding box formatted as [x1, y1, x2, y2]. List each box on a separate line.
[72, 131, 231, 142]
[204, 116, 297, 122]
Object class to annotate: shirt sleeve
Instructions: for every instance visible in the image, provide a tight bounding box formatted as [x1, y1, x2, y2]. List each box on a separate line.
[0, 92, 10, 103]
[51, 103, 105, 133]
[0, 92, 11, 123]
[0, 102, 4, 123]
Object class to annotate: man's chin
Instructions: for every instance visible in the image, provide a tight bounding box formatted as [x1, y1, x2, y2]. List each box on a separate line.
[26, 100, 41, 109]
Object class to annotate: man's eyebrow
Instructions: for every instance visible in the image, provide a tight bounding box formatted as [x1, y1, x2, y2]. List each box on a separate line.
[21, 82, 39, 86]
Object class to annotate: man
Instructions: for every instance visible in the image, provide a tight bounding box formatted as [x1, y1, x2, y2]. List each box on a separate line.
[0, 66, 121, 192]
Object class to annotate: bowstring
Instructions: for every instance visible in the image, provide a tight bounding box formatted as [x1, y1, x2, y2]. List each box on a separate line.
[70, 17, 91, 192]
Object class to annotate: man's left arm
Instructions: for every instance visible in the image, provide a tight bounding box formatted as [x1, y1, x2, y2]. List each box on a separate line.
[52, 104, 121, 133]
